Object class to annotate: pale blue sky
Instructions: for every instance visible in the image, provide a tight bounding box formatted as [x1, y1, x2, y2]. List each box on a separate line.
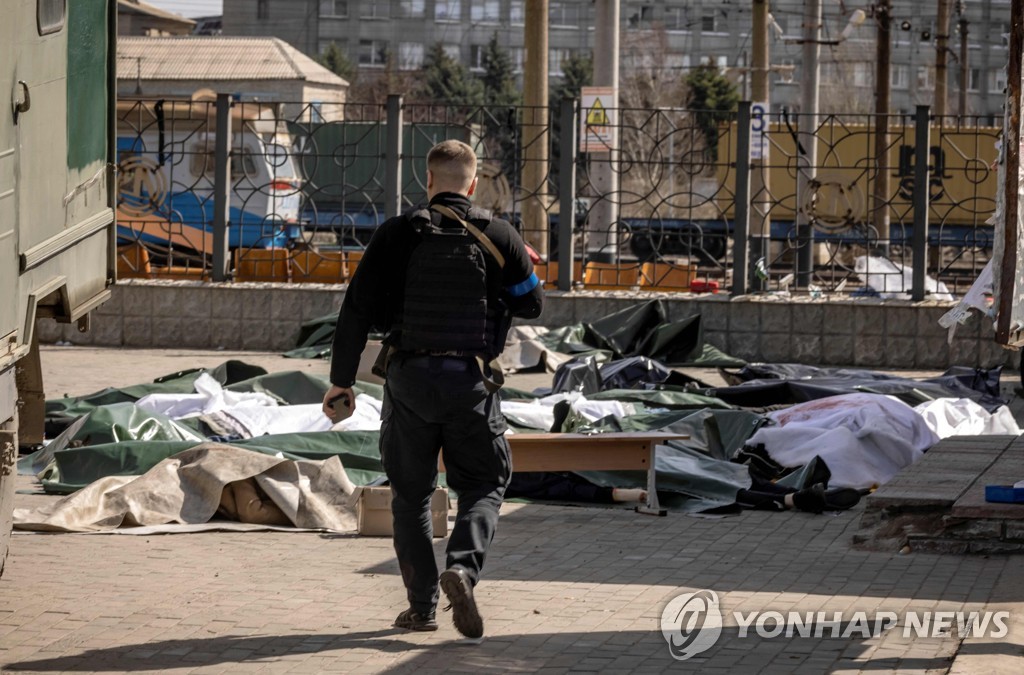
[145, 0, 223, 19]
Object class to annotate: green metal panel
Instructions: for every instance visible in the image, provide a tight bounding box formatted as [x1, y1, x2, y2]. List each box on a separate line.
[66, 0, 107, 172]
[290, 122, 471, 209]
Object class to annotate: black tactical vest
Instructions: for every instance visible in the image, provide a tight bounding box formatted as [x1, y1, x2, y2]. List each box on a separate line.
[396, 207, 500, 355]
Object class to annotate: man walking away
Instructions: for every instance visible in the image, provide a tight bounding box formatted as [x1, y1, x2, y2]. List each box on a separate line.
[322, 140, 543, 639]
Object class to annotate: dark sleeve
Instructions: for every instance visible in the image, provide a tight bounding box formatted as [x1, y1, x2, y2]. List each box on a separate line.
[329, 217, 401, 387]
[496, 221, 544, 320]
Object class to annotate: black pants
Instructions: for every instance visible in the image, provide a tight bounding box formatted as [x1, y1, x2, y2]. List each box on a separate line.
[380, 354, 512, 615]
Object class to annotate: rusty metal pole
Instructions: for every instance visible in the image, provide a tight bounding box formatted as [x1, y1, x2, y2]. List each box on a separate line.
[936, 0, 950, 119]
[589, 0, 620, 263]
[996, 0, 1023, 344]
[522, 0, 550, 258]
[872, 0, 892, 253]
[959, 11, 969, 117]
[750, 0, 771, 291]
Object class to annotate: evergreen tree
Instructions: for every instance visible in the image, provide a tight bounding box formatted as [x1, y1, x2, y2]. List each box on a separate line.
[552, 52, 593, 103]
[317, 42, 357, 83]
[549, 52, 593, 189]
[419, 43, 484, 106]
[684, 62, 739, 160]
[480, 33, 521, 107]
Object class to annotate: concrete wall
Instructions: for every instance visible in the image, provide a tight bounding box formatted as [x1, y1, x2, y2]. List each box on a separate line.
[36, 280, 1017, 370]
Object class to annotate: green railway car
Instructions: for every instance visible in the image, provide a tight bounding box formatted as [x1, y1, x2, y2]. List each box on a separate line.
[1, 0, 117, 574]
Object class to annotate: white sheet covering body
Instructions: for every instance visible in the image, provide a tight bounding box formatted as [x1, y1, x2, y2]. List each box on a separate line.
[746, 393, 938, 489]
[499, 393, 637, 432]
[913, 398, 1022, 438]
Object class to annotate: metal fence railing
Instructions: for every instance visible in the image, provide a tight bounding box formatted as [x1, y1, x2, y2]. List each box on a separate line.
[114, 95, 1000, 299]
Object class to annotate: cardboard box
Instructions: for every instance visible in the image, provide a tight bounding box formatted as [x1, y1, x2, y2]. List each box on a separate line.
[355, 486, 449, 537]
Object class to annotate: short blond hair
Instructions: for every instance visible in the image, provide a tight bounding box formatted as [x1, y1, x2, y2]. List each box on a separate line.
[427, 140, 477, 191]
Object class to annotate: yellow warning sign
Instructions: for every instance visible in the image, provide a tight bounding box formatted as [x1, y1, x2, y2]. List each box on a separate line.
[586, 99, 609, 126]
[579, 86, 617, 152]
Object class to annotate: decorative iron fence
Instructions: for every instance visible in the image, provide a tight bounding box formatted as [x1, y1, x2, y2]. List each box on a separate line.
[114, 95, 1000, 299]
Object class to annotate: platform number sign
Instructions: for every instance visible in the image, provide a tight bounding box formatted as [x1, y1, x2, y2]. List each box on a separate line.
[751, 102, 769, 160]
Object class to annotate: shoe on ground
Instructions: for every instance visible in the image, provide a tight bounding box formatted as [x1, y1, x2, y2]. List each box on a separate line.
[791, 484, 827, 514]
[823, 487, 861, 511]
[393, 608, 438, 631]
[439, 567, 484, 639]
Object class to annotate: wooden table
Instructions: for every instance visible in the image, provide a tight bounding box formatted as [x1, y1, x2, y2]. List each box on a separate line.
[440, 432, 690, 516]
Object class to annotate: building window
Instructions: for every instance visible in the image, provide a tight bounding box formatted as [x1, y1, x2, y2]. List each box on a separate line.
[916, 67, 935, 90]
[471, 0, 500, 23]
[257, 0, 268, 20]
[319, 0, 347, 17]
[397, 0, 424, 18]
[510, 0, 524, 24]
[990, 68, 1008, 93]
[665, 53, 690, 71]
[470, 45, 484, 71]
[626, 5, 654, 28]
[550, 48, 574, 75]
[361, 2, 389, 19]
[891, 65, 909, 89]
[359, 39, 388, 66]
[508, 47, 525, 73]
[319, 39, 348, 56]
[664, 5, 689, 31]
[701, 12, 717, 33]
[435, 0, 461, 22]
[399, 42, 424, 70]
[777, 58, 795, 83]
[550, 2, 579, 28]
[853, 62, 871, 88]
[968, 68, 981, 92]
[442, 44, 461, 61]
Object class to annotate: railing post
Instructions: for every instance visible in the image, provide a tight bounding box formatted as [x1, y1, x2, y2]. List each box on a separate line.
[912, 105, 930, 301]
[385, 94, 403, 219]
[212, 93, 232, 282]
[733, 101, 752, 296]
[558, 98, 578, 292]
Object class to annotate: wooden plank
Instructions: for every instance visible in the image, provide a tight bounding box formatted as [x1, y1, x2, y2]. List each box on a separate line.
[438, 432, 689, 473]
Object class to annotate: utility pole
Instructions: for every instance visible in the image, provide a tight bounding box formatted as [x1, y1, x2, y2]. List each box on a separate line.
[873, 0, 892, 250]
[996, 0, 1023, 345]
[958, 3, 969, 117]
[522, 0, 550, 257]
[936, 0, 951, 118]
[796, 0, 821, 286]
[751, 0, 771, 289]
[590, 0, 620, 262]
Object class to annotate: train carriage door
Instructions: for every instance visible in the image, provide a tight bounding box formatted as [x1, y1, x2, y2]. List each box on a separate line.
[14, 0, 69, 256]
[0, 3, 24, 341]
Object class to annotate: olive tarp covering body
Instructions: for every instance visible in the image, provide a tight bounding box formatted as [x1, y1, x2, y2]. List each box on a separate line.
[25, 360, 771, 512]
[707, 364, 1009, 411]
[284, 300, 745, 369]
[24, 429, 389, 494]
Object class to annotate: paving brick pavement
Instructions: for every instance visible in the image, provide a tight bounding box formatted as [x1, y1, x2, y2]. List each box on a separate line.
[0, 347, 1022, 673]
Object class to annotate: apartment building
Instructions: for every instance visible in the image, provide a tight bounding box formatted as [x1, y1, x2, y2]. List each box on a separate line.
[222, 0, 1011, 118]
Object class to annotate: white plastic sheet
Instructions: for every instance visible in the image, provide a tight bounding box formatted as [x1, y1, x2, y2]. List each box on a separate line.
[913, 398, 1022, 438]
[499, 392, 637, 432]
[136, 373, 278, 418]
[746, 393, 938, 489]
[854, 255, 954, 302]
